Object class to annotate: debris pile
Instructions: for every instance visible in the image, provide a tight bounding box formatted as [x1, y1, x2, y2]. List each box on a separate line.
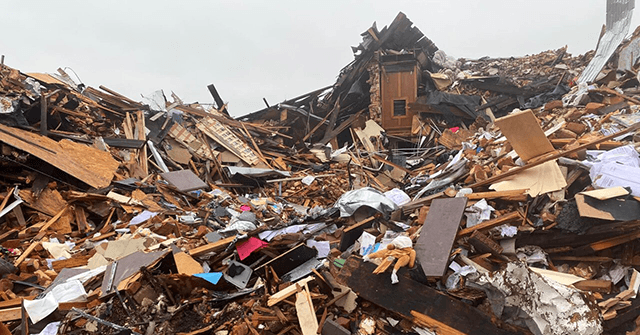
[1, 4, 640, 335]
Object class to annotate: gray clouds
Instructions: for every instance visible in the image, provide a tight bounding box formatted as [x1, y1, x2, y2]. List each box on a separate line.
[0, 0, 635, 116]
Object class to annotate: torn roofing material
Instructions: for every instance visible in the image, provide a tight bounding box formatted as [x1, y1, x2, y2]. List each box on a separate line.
[578, 0, 635, 83]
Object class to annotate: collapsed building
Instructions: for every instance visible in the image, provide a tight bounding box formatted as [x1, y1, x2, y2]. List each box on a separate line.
[1, 2, 640, 334]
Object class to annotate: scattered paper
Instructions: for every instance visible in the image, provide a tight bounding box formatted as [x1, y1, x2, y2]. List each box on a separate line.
[465, 199, 494, 228]
[306, 240, 330, 258]
[24, 293, 58, 324]
[129, 210, 158, 226]
[384, 188, 411, 206]
[359, 231, 377, 256]
[301, 175, 315, 185]
[35, 321, 60, 335]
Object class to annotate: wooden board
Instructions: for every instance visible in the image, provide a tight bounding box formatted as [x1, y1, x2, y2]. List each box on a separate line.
[267, 276, 314, 306]
[494, 109, 554, 162]
[295, 287, 318, 335]
[197, 117, 259, 165]
[335, 257, 520, 335]
[0, 124, 119, 188]
[188, 236, 236, 257]
[414, 197, 467, 277]
[0, 307, 21, 322]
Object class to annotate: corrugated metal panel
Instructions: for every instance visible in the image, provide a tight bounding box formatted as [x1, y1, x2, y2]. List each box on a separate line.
[578, 0, 635, 83]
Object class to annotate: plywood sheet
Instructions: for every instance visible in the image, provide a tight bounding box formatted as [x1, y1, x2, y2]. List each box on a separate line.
[495, 109, 554, 162]
[0, 124, 119, 188]
[415, 197, 467, 277]
[575, 194, 640, 221]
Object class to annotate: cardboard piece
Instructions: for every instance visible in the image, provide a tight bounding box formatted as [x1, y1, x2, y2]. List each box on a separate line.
[490, 160, 567, 197]
[494, 109, 555, 162]
[580, 186, 630, 200]
[173, 251, 204, 275]
[415, 197, 468, 277]
[575, 194, 640, 221]
[101, 238, 147, 261]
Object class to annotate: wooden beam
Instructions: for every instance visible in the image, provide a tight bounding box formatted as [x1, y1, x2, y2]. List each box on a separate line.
[14, 242, 40, 267]
[457, 211, 521, 238]
[464, 189, 528, 201]
[40, 94, 47, 135]
[0, 307, 21, 322]
[267, 276, 314, 307]
[33, 206, 69, 241]
[336, 257, 521, 335]
[302, 101, 337, 142]
[207, 84, 229, 116]
[295, 286, 318, 335]
[188, 236, 236, 257]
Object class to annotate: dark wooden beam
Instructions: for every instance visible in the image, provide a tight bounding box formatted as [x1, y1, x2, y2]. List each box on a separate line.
[207, 84, 229, 116]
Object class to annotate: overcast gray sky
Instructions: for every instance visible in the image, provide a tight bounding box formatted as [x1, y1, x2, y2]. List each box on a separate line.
[1, 0, 637, 116]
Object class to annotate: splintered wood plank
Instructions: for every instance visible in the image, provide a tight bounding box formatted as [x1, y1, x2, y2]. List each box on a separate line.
[415, 197, 467, 277]
[0, 124, 119, 188]
[14, 242, 40, 267]
[0, 307, 21, 322]
[197, 117, 259, 165]
[188, 236, 236, 257]
[495, 109, 554, 162]
[465, 189, 528, 201]
[335, 257, 520, 335]
[411, 310, 466, 335]
[295, 287, 318, 335]
[267, 276, 314, 307]
[136, 110, 148, 176]
[457, 211, 521, 238]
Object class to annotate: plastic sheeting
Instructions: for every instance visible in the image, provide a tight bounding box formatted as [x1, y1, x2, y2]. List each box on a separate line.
[335, 187, 398, 217]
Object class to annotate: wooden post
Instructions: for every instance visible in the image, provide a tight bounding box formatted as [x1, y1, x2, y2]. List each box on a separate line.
[40, 94, 47, 135]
